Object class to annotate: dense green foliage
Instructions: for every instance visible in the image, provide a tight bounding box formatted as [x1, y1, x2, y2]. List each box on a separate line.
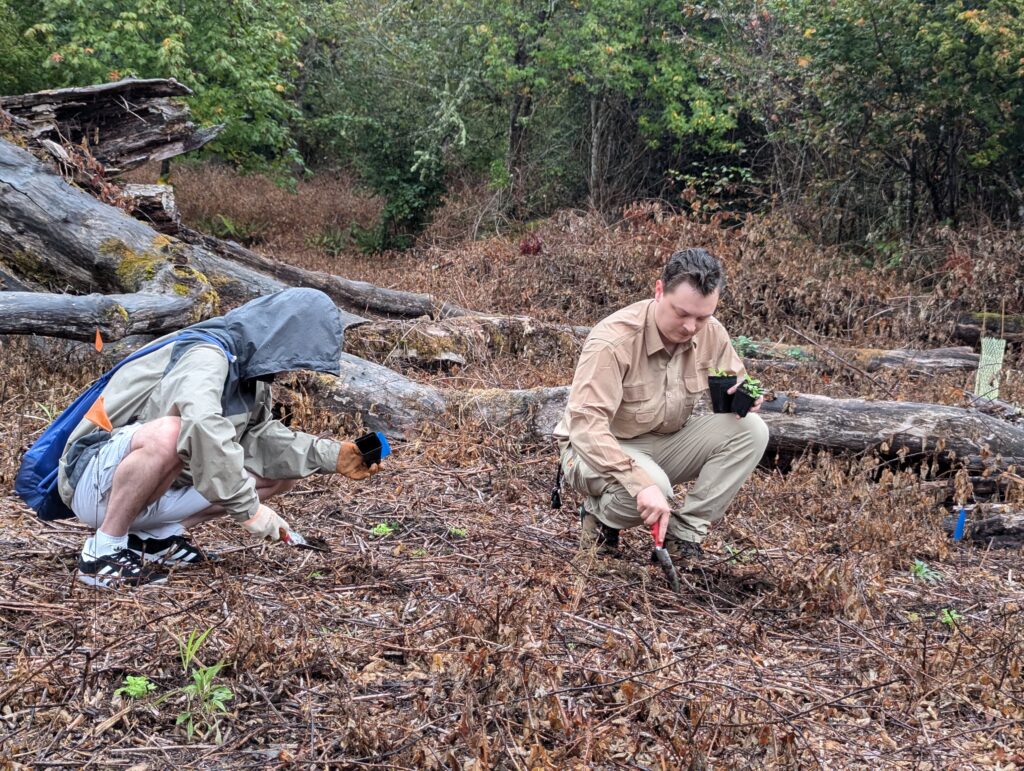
[2, 0, 1021, 247]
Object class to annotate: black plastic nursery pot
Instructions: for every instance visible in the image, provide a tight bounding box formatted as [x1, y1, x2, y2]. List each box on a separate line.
[708, 375, 735, 414]
[732, 388, 758, 418]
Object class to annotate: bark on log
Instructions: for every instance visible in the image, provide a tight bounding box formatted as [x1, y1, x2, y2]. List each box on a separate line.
[0, 78, 223, 175]
[746, 341, 979, 373]
[121, 183, 181, 234]
[0, 137, 363, 331]
[953, 313, 1024, 346]
[758, 391, 1024, 470]
[179, 226, 473, 320]
[943, 504, 1024, 548]
[308, 358, 1024, 473]
[345, 315, 587, 367]
[0, 291, 199, 341]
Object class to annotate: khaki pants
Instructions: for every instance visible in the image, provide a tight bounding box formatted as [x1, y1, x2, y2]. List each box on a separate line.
[561, 413, 769, 543]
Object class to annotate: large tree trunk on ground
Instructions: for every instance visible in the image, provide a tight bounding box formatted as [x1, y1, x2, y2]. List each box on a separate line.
[1, 78, 223, 175]
[0, 291, 202, 341]
[0, 137, 363, 330]
[758, 392, 1024, 469]
[308, 362, 1024, 472]
[748, 341, 979, 373]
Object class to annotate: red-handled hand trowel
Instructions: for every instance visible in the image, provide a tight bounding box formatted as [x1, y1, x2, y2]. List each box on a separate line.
[650, 521, 681, 593]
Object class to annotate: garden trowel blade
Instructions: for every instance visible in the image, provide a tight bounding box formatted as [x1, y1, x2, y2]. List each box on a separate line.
[279, 527, 331, 553]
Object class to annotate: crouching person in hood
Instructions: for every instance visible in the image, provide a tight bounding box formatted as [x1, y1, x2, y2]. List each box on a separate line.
[57, 288, 380, 588]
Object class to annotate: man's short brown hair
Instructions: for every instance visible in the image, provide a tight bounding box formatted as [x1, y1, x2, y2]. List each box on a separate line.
[661, 248, 724, 296]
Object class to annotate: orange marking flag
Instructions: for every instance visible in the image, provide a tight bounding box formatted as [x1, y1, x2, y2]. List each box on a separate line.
[84, 396, 114, 432]
[94, 328, 104, 352]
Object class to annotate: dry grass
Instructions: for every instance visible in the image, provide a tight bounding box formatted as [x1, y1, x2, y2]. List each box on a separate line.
[2, 166, 1024, 767]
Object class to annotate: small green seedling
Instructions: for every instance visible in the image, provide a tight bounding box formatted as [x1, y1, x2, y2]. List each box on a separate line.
[448, 527, 467, 538]
[732, 335, 758, 357]
[909, 559, 942, 584]
[938, 608, 963, 627]
[786, 346, 811, 361]
[410, 548, 427, 557]
[738, 375, 765, 398]
[709, 367, 732, 378]
[370, 522, 395, 538]
[307, 570, 325, 580]
[176, 662, 234, 742]
[115, 674, 156, 700]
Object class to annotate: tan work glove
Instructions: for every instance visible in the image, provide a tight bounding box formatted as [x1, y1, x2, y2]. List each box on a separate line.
[336, 441, 380, 481]
[241, 504, 291, 542]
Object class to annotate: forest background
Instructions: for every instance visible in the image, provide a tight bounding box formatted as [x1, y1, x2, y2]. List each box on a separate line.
[3, 0, 1022, 254]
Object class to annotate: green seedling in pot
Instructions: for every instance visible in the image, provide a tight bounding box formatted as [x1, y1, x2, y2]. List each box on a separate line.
[738, 375, 765, 398]
[731, 374, 766, 418]
[709, 367, 732, 378]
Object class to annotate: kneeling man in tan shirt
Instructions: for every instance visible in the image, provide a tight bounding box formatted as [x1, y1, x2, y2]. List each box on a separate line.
[553, 248, 768, 561]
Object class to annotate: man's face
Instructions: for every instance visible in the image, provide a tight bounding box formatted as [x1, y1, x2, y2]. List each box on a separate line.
[653, 279, 719, 347]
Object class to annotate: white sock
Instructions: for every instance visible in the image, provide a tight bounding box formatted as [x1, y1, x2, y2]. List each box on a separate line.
[83, 530, 128, 560]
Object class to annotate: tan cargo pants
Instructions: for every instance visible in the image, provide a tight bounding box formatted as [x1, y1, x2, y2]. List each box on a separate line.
[560, 413, 769, 543]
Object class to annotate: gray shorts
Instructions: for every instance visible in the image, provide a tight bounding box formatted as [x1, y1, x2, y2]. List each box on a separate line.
[71, 424, 212, 540]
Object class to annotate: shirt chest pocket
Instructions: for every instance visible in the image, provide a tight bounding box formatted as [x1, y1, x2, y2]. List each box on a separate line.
[614, 382, 661, 433]
[683, 360, 711, 399]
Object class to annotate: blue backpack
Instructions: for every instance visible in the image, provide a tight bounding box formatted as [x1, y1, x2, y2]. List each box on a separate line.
[15, 330, 229, 521]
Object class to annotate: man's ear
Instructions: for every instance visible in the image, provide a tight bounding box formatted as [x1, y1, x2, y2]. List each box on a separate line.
[654, 279, 664, 301]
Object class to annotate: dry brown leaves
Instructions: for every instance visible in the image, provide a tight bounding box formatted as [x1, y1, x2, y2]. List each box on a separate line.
[2, 175, 1023, 767]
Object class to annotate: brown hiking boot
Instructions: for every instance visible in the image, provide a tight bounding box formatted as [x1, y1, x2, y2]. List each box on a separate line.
[664, 535, 703, 562]
[579, 504, 621, 555]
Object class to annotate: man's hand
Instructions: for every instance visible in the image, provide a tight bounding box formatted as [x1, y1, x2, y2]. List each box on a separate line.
[242, 504, 291, 541]
[636, 485, 671, 544]
[337, 441, 381, 481]
[727, 376, 764, 416]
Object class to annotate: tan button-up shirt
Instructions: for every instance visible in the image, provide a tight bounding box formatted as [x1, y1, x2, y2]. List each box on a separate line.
[553, 299, 745, 496]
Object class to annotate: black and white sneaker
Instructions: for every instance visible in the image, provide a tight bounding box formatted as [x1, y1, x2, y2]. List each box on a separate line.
[77, 548, 168, 588]
[127, 534, 210, 566]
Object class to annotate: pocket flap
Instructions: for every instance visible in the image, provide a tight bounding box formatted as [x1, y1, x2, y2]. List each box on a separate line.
[621, 382, 653, 402]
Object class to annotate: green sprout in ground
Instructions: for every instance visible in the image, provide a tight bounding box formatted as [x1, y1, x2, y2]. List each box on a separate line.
[909, 559, 943, 583]
[114, 675, 156, 700]
[448, 526, 467, 538]
[938, 608, 964, 627]
[168, 628, 235, 744]
[732, 335, 758, 357]
[371, 522, 396, 538]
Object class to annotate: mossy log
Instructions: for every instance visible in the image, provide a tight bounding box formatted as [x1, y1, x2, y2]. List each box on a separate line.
[0, 78, 222, 175]
[0, 137, 361, 330]
[745, 341, 979, 373]
[953, 312, 1024, 346]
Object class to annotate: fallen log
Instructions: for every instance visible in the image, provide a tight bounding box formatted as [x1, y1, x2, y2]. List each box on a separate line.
[0, 78, 223, 175]
[178, 227, 473, 320]
[0, 136, 362, 331]
[121, 183, 181, 234]
[758, 392, 1024, 470]
[943, 504, 1024, 548]
[953, 312, 1024, 346]
[344, 315, 587, 367]
[745, 341, 979, 374]
[0, 291, 202, 342]
[306, 357, 1024, 472]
